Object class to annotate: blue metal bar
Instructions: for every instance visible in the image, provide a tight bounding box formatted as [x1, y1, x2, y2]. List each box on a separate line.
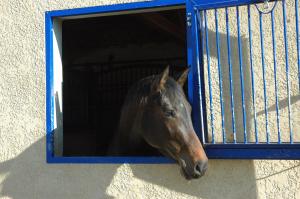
[198, 10, 210, 144]
[187, 7, 195, 137]
[187, 14, 194, 112]
[271, 10, 281, 143]
[236, 6, 247, 143]
[296, 0, 300, 92]
[247, 5, 258, 143]
[215, 9, 226, 143]
[46, 143, 300, 162]
[259, 13, 269, 143]
[47, 156, 174, 164]
[282, 0, 293, 143]
[45, 12, 54, 160]
[204, 144, 300, 159]
[47, 0, 185, 17]
[193, 0, 267, 11]
[225, 7, 236, 143]
[194, 9, 208, 144]
[204, 10, 215, 143]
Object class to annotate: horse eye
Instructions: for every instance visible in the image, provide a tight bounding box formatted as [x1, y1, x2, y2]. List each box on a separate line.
[165, 110, 176, 118]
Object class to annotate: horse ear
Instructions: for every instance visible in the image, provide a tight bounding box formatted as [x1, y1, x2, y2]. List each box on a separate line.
[152, 66, 169, 92]
[177, 67, 189, 87]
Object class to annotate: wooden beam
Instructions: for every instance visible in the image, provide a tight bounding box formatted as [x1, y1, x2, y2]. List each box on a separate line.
[140, 12, 186, 45]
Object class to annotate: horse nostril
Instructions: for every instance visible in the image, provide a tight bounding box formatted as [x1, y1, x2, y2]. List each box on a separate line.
[194, 161, 208, 178]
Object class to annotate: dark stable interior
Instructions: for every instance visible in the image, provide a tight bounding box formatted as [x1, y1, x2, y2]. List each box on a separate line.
[62, 8, 187, 156]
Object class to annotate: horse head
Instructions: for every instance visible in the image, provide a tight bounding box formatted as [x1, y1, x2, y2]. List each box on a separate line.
[141, 66, 208, 179]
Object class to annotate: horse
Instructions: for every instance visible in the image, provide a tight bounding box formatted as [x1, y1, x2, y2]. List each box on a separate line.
[108, 66, 208, 180]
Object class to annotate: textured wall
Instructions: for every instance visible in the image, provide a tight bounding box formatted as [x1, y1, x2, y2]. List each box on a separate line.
[0, 0, 299, 199]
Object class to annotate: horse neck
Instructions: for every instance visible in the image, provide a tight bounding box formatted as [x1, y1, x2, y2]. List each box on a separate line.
[108, 78, 151, 155]
[108, 105, 144, 155]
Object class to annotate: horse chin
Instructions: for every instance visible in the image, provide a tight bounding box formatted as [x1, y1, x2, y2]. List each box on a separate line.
[180, 167, 193, 180]
[177, 158, 192, 180]
[159, 149, 195, 180]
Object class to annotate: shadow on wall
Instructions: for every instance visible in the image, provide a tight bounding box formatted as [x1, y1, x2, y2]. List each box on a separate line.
[0, 136, 257, 199]
[0, 137, 117, 199]
[204, 27, 253, 143]
[257, 95, 300, 116]
[0, 19, 257, 199]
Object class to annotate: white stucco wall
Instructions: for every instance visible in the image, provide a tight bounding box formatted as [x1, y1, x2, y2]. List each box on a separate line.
[0, 0, 299, 199]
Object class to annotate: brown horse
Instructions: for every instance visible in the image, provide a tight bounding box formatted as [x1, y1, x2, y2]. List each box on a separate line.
[108, 66, 208, 179]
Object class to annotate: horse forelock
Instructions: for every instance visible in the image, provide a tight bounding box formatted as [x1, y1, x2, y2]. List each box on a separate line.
[126, 74, 184, 109]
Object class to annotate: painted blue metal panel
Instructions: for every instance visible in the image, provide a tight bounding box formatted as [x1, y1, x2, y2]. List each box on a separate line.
[187, 4, 208, 144]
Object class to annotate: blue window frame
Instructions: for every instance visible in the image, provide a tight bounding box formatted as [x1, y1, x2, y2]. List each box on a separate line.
[46, 0, 300, 163]
[46, 0, 186, 163]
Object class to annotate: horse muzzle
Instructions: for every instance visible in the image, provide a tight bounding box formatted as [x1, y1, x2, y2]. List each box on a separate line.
[193, 160, 208, 178]
[179, 158, 208, 180]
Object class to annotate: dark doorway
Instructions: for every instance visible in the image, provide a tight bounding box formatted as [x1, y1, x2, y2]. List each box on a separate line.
[62, 7, 187, 156]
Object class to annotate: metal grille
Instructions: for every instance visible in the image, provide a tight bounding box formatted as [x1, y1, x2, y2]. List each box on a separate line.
[64, 61, 186, 111]
[63, 60, 187, 156]
[195, 0, 300, 145]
